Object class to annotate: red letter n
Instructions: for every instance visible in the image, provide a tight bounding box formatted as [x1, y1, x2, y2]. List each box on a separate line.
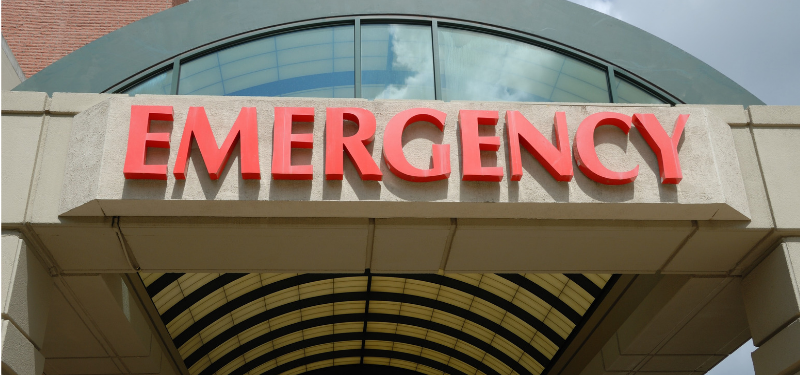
[173, 107, 260, 180]
[325, 107, 382, 181]
[124, 105, 173, 180]
[506, 111, 573, 182]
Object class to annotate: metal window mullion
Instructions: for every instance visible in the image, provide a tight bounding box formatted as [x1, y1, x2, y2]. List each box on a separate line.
[170, 58, 181, 95]
[607, 66, 618, 103]
[431, 20, 442, 100]
[354, 18, 362, 99]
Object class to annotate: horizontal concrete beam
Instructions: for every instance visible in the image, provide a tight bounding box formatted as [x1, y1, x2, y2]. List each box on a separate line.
[59, 96, 750, 221]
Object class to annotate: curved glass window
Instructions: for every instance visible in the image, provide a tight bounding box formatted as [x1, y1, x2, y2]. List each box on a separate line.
[361, 24, 435, 100]
[124, 70, 172, 95]
[438, 28, 610, 103]
[612, 75, 665, 104]
[177, 25, 355, 98]
[120, 20, 674, 105]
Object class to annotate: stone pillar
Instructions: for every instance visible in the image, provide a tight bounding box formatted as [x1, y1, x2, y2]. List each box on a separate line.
[742, 238, 800, 375]
[2, 231, 54, 375]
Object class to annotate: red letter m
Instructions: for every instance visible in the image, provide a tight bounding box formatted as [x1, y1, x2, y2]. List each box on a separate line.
[174, 107, 260, 180]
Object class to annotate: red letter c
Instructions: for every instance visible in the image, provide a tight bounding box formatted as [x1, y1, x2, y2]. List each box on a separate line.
[574, 112, 639, 185]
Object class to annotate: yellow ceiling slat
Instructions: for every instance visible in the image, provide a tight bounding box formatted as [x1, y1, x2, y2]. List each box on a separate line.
[423, 331, 458, 349]
[218, 356, 246, 375]
[530, 334, 558, 359]
[248, 358, 278, 375]
[333, 301, 365, 315]
[207, 335, 240, 362]
[500, 313, 536, 343]
[167, 309, 195, 337]
[179, 273, 220, 296]
[198, 314, 234, 343]
[153, 283, 184, 313]
[139, 272, 162, 287]
[273, 331, 304, 349]
[144, 272, 612, 375]
[392, 342, 424, 356]
[230, 299, 268, 325]
[430, 310, 466, 331]
[523, 274, 563, 297]
[224, 273, 262, 300]
[332, 322, 363, 334]
[399, 303, 435, 321]
[469, 298, 506, 324]
[490, 335, 523, 362]
[279, 364, 306, 375]
[333, 357, 360, 365]
[367, 322, 398, 334]
[303, 343, 334, 357]
[178, 332, 204, 357]
[237, 321, 271, 345]
[275, 348, 306, 365]
[511, 288, 550, 315]
[395, 324, 427, 339]
[187, 355, 212, 375]
[269, 311, 302, 330]
[416, 364, 445, 375]
[446, 273, 482, 286]
[242, 340, 276, 362]
[389, 358, 419, 370]
[304, 359, 334, 372]
[365, 340, 394, 350]
[482, 353, 514, 375]
[363, 357, 391, 365]
[480, 275, 519, 302]
[303, 324, 335, 340]
[333, 340, 362, 351]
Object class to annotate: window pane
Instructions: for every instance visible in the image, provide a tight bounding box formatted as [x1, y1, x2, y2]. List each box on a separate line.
[438, 28, 610, 103]
[612, 75, 666, 104]
[361, 24, 435, 100]
[124, 70, 172, 95]
[178, 25, 355, 98]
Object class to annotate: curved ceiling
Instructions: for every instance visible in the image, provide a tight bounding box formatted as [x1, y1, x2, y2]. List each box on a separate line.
[140, 272, 613, 375]
[14, 0, 761, 105]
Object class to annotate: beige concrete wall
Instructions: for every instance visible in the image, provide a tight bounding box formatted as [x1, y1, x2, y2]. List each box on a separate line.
[2, 92, 799, 375]
[574, 275, 750, 375]
[742, 238, 800, 375]
[1, 92, 797, 275]
[59, 96, 750, 221]
[2, 231, 52, 375]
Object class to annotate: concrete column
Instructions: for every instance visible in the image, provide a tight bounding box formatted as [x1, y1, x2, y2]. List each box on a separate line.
[2, 231, 54, 375]
[742, 238, 800, 375]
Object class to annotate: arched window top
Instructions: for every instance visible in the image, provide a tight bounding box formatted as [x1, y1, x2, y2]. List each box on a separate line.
[122, 20, 667, 104]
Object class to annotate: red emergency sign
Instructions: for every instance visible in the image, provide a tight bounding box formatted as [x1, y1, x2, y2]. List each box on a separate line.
[123, 106, 687, 185]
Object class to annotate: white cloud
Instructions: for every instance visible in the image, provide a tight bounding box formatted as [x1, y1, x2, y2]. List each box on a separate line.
[567, 0, 623, 19]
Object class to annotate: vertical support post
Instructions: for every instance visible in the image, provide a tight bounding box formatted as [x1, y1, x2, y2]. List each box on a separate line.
[354, 18, 362, 99]
[170, 57, 181, 95]
[742, 238, 800, 375]
[431, 20, 442, 101]
[1, 231, 54, 375]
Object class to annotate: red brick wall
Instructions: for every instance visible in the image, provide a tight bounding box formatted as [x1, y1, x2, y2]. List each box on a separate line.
[2, 0, 176, 78]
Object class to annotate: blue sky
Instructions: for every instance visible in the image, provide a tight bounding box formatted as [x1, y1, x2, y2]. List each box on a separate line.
[561, 3, 798, 372]
[566, 0, 800, 105]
